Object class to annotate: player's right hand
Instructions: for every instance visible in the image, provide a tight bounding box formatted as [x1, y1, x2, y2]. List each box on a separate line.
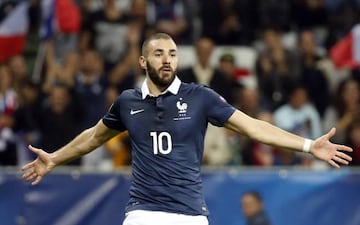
[21, 145, 56, 185]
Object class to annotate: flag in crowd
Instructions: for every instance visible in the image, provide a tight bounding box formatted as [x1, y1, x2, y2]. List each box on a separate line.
[40, 0, 81, 40]
[330, 24, 360, 69]
[0, 0, 28, 63]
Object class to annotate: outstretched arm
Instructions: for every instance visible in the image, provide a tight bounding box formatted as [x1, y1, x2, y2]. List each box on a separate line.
[22, 120, 119, 185]
[225, 110, 353, 168]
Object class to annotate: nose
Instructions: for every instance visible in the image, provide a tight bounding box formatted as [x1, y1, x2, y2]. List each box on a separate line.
[162, 53, 170, 64]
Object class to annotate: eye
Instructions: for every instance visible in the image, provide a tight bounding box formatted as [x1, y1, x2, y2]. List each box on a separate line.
[154, 52, 161, 57]
[170, 53, 177, 57]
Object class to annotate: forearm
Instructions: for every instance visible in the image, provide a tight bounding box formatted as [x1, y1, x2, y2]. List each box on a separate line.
[50, 121, 118, 166]
[226, 111, 309, 152]
[248, 119, 308, 152]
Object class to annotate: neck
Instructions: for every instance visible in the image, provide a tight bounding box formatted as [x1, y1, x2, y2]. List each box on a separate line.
[146, 79, 167, 97]
[80, 72, 97, 84]
[197, 61, 210, 70]
[105, 6, 121, 20]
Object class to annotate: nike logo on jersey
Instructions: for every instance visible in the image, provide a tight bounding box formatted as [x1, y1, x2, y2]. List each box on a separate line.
[130, 109, 145, 115]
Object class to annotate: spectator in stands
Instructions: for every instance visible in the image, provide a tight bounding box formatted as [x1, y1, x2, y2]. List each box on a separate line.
[257, 0, 292, 31]
[72, 49, 111, 169]
[180, 38, 237, 103]
[179, 37, 214, 85]
[298, 30, 330, 117]
[292, 0, 328, 30]
[38, 84, 82, 165]
[345, 116, 360, 166]
[179, 37, 216, 85]
[230, 86, 274, 166]
[323, 78, 360, 144]
[0, 64, 18, 165]
[241, 191, 272, 225]
[216, 53, 246, 104]
[273, 84, 322, 139]
[234, 86, 264, 118]
[255, 27, 299, 110]
[8, 55, 28, 92]
[81, 0, 146, 18]
[131, 0, 147, 20]
[273, 85, 322, 166]
[179, 37, 232, 166]
[108, 24, 143, 93]
[42, 50, 80, 94]
[202, 121, 232, 166]
[145, 0, 192, 44]
[74, 49, 107, 130]
[80, 0, 141, 71]
[14, 80, 42, 162]
[200, 0, 256, 45]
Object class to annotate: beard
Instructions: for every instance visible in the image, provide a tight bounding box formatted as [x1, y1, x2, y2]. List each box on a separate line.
[146, 61, 176, 89]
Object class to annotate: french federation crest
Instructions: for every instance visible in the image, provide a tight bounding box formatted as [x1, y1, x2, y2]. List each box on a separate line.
[173, 98, 191, 121]
[176, 98, 187, 114]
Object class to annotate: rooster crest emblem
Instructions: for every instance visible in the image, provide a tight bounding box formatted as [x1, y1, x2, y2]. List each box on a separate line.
[176, 98, 188, 114]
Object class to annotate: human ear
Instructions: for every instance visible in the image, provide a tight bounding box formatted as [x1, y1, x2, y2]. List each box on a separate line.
[139, 56, 147, 69]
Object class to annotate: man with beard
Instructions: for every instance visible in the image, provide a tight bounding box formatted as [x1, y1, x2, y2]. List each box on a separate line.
[22, 33, 353, 225]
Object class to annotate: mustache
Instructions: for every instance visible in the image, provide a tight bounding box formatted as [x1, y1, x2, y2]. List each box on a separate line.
[160, 65, 172, 70]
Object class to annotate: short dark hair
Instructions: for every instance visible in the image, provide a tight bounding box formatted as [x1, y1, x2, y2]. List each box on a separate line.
[219, 53, 235, 64]
[242, 191, 263, 202]
[141, 33, 174, 56]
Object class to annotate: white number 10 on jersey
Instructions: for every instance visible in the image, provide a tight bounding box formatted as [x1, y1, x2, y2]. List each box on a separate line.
[150, 131, 173, 155]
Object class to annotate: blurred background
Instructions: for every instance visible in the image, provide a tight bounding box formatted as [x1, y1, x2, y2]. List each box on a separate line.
[0, 0, 360, 225]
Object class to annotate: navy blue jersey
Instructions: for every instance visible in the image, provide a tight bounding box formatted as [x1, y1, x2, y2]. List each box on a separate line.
[102, 77, 236, 216]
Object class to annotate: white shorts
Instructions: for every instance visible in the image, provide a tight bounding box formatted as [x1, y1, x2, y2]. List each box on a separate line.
[122, 210, 208, 225]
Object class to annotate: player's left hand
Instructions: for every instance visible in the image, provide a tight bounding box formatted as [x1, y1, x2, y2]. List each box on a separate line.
[310, 128, 353, 168]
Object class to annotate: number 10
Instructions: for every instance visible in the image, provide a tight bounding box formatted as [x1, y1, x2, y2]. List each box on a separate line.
[150, 131, 173, 155]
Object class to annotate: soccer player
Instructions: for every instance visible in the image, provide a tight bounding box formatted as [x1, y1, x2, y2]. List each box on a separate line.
[22, 33, 353, 225]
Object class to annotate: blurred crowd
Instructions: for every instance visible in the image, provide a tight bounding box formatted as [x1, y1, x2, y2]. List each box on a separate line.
[1, 0, 360, 169]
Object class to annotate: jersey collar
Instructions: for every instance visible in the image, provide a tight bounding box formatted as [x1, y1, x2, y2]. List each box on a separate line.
[141, 76, 181, 99]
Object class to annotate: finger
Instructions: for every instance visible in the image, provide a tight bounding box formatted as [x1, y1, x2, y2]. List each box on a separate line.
[335, 144, 353, 152]
[324, 127, 336, 140]
[31, 175, 42, 186]
[328, 159, 340, 169]
[22, 170, 36, 180]
[21, 162, 35, 171]
[336, 151, 352, 161]
[333, 156, 349, 165]
[29, 145, 41, 154]
[24, 172, 37, 182]
[22, 170, 34, 179]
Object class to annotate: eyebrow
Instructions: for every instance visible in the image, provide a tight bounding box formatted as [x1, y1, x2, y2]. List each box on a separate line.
[154, 49, 177, 53]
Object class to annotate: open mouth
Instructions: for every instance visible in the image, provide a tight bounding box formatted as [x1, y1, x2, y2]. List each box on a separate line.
[161, 67, 172, 73]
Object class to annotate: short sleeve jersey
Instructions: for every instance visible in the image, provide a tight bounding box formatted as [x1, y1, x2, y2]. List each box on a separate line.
[102, 77, 236, 216]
